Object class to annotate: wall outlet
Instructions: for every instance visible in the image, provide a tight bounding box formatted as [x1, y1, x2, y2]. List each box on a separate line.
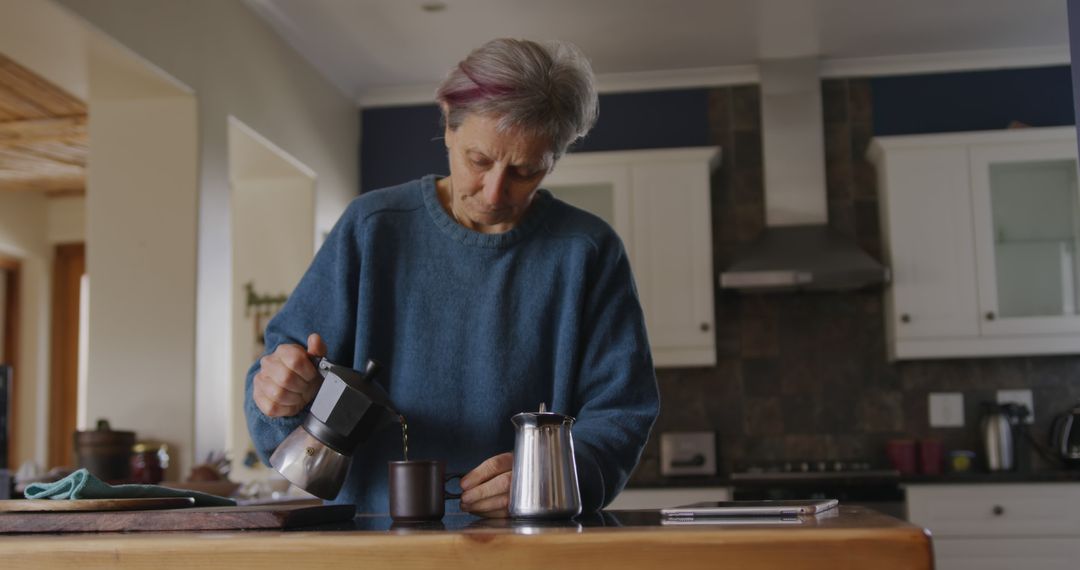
[660, 431, 716, 477]
[929, 392, 965, 428]
[997, 389, 1035, 424]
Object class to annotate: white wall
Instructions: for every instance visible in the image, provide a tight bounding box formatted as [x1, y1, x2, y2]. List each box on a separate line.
[0, 193, 51, 468]
[230, 177, 314, 483]
[227, 117, 314, 483]
[49, 0, 359, 464]
[47, 197, 86, 245]
[85, 68, 198, 481]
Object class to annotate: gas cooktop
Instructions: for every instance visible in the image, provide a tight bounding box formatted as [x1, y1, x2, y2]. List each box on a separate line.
[730, 460, 900, 481]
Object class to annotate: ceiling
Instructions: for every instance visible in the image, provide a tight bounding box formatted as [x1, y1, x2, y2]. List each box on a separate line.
[245, 0, 1071, 106]
[0, 53, 86, 196]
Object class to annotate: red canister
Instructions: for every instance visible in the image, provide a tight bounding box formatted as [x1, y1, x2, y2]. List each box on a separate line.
[919, 439, 944, 475]
[885, 439, 917, 475]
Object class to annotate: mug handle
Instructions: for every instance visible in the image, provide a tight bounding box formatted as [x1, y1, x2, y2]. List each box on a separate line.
[443, 473, 464, 500]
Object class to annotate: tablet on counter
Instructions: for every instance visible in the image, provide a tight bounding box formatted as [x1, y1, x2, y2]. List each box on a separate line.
[659, 499, 839, 519]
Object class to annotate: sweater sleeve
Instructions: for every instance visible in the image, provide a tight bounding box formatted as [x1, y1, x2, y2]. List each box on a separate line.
[243, 200, 364, 465]
[570, 234, 660, 512]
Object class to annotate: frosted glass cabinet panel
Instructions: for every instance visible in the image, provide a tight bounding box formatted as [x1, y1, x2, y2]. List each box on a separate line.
[547, 183, 618, 230]
[988, 159, 1079, 317]
[971, 141, 1080, 336]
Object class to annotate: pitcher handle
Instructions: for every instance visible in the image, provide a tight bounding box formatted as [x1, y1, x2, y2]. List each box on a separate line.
[443, 473, 464, 500]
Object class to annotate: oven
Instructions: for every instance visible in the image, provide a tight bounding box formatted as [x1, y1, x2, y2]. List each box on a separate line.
[730, 460, 906, 520]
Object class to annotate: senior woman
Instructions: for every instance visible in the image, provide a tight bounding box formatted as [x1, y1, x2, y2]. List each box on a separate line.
[245, 38, 659, 517]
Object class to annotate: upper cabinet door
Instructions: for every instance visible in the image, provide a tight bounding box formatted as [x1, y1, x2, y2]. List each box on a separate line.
[542, 147, 719, 367]
[970, 139, 1080, 336]
[630, 159, 715, 361]
[878, 144, 980, 340]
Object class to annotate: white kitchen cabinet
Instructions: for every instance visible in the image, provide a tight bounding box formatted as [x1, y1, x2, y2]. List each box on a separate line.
[606, 486, 730, 510]
[905, 483, 1080, 570]
[544, 147, 720, 367]
[869, 127, 1080, 359]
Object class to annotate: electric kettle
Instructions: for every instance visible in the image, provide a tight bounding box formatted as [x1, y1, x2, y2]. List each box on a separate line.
[980, 402, 1029, 472]
[508, 403, 582, 519]
[270, 357, 399, 499]
[1050, 402, 1080, 468]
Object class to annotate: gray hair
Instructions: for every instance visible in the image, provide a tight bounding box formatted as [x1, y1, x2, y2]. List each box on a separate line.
[435, 38, 599, 160]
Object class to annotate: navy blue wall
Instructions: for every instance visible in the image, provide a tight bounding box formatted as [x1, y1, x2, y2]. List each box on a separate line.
[359, 104, 445, 194]
[359, 89, 711, 193]
[870, 66, 1074, 136]
[1069, 0, 1080, 157]
[359, 67, 1075, 194]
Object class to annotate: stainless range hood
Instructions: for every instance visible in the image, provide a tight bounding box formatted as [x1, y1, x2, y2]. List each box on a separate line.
[719, 58, 889, 292]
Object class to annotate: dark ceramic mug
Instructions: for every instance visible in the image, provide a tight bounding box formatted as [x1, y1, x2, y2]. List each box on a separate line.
[388, 460, 463, 522]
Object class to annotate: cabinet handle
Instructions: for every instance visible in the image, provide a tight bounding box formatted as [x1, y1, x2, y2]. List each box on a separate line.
[900, 313, 911, 324]
[985, 311, 996, 321]
[700, 322, 710, 332]
[992, 505, 1005, 516]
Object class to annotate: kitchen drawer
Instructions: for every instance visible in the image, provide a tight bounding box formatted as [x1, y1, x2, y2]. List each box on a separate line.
[933, 538, 1080, 570]
[607, 487, 730, 510]
[906, 483, 1080, 537]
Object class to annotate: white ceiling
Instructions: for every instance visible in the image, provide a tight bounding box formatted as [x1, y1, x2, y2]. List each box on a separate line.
[245, 0, 1071, 107]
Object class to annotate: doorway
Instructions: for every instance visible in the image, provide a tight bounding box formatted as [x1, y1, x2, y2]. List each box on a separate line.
[0, 254, 20, 470]
[226, 117, 316, 482]
[48, 243, 84, 468]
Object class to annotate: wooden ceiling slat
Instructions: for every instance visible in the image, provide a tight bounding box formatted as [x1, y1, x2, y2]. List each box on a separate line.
[0, 167, 83, 181]
[0, 82, 51, 120]
[0, 54, 85, 117]
[0, 147, 84, 176]
[22, 141, 88, 166]
[3, 144, 86, 168]
[0, 117, 87, 145]
[0, 54, 87, 196]
[0, 176, 84, 194]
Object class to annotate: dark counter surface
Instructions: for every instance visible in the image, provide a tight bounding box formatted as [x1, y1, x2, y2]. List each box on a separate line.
[623, 468, 1080, 489]
[901, 469, 1080, 484]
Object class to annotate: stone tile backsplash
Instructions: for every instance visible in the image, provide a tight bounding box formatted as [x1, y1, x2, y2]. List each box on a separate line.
[628, 80, 1080, 486]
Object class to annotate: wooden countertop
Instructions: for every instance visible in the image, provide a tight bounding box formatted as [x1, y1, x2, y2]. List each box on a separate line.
[0, 506, 931, 569]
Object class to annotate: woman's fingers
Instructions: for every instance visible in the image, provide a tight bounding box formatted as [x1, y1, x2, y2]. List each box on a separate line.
[459, 454, 513, 517]
[307, 333, 327, 358]
[252, 337, 325, 417]
[460, 470, 509, 505]
[460, 452, 513, 491]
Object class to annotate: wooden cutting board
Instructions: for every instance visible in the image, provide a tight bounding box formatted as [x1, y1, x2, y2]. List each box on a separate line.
[0, 498, 195, 512]
[0, 503, 356, 533]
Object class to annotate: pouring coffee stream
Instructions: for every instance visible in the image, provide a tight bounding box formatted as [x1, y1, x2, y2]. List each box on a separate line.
[399, 415, 409, 462]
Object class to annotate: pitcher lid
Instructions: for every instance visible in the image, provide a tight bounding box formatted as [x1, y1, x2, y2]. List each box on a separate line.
[511, 403, 575, 428]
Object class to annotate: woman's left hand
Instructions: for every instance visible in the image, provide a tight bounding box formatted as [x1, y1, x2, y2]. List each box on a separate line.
[459, 452, 514, 518]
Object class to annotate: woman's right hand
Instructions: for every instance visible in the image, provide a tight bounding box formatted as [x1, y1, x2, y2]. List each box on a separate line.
[252, 333, 327, 417]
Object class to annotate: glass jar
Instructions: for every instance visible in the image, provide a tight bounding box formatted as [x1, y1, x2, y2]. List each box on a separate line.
[130, 442, 166, 484]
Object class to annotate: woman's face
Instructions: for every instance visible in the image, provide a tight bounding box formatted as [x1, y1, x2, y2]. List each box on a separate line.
[441, 113, 554, 234]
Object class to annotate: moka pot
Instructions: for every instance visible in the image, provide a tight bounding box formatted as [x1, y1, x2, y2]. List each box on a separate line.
[270, 358, 398, 499]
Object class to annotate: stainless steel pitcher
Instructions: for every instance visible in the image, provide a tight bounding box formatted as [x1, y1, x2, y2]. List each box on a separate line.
[508, 403, 582, 519]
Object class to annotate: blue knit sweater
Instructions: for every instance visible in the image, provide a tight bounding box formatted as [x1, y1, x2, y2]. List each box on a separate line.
[244, 175, 659, 514]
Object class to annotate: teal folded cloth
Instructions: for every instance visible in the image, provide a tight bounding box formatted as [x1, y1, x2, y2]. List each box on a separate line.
[24, 468, 236, 507]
